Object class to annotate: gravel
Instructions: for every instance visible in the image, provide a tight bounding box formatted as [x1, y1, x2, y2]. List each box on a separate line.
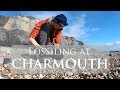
[0, 47, 120, 79]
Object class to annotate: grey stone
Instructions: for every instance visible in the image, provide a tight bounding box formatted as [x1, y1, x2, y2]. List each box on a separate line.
[7, 29, 29, 46]
[3, 58, 12, 65]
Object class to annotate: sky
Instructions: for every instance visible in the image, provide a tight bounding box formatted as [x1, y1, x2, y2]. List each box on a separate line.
[0, 11, 120, 47]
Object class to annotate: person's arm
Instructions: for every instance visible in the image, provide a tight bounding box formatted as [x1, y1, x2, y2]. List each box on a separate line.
[29, 20, 46, 47]
[29, 37, 50, 53]
[29, 37, 41, 47]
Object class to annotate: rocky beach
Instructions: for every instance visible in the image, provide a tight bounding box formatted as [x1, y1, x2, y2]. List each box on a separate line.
[0, 15, 120, 79]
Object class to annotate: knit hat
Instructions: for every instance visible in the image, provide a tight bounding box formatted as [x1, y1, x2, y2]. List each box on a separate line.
[53, 14, 68, 26]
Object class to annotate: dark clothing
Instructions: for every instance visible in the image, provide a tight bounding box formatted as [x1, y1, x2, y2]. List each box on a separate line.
[35, 22, 54, 45]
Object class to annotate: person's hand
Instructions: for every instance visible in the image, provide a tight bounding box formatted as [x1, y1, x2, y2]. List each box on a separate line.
[54, 44, 60, 48]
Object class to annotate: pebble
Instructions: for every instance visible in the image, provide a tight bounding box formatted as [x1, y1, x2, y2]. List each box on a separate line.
[108, 74, 113, 79]
[103, 73, 107, 76]
[24, 74, 32, 79]
[97, 75, 102, 79]
[14, 74, 18, 77]
[0, 75, 4, 79]
[64, 77, 69, 79]
[32, 74, 37, 79]
[50, 74, 56, 79]
[38, 74, 44, 79]
[3, 64, 7, 68]
[10, 77, 14, 79]
[0, 64, 3, 70]
[118, 74, 120, 78]
[7, 72, 12, 76]
[2, 69, 10, 75]
[66, 72, 73, 76]
[18, 74, 24, 79]
[68, 77, 74, 79]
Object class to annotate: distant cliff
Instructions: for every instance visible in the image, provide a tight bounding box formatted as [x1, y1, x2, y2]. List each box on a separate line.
[0, 15, 84, 46]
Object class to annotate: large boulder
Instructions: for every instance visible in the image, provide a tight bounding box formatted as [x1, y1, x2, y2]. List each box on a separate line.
[3, 15, 39, 33]
[7, 29, 29, 46]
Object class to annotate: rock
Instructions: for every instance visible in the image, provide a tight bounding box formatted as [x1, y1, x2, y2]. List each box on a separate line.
[3, 64, 7, 68]
[0, 28, 6, 42]
[0, 15, 9, 27]
[10, 76, 14, 79]
[3, 15, 39, 33]
[113, 76, 120, 79]
[50, 74, 56, 79]
[103, 73, 107, 77]
[17, 74, 24, 79]
[2, 69, 10, 75]
[61, 36, 84, 45]
[24, 74, 32, 79]
[32, 74, 37, 79]
[3, 58, 12, 65]
[7, 29, 29, 46]
[64, 77, 69, 79]
[107, 74, 113, 79]
[113, 67, 120, 71]
[109, 54, 112, 56]
[27, 16, 37, 20]
[68, 77, 73, 79]
[0, 75, 4, 79]
[0, 15, 39, 46]
[66, 72, 73, 76]
[97, 75, 103, 79]
[38, 74, 44, 79]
